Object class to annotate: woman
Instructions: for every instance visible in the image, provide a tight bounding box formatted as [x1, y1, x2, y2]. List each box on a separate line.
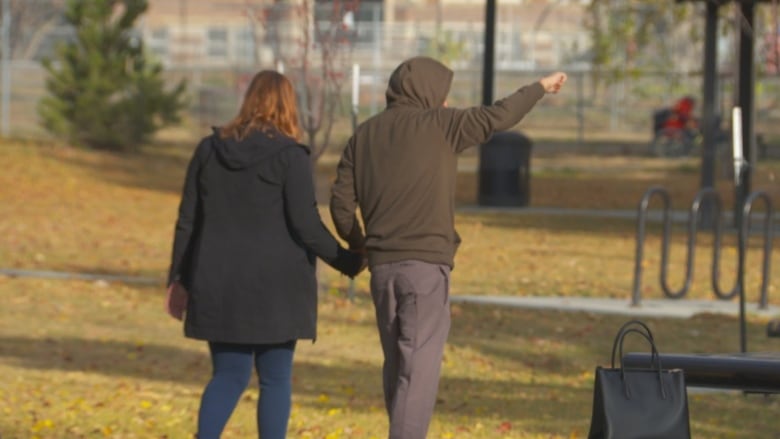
[166, 70, 364, 439]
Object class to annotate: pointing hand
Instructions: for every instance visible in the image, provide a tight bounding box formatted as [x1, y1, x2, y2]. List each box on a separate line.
[540, 72, 567, 94]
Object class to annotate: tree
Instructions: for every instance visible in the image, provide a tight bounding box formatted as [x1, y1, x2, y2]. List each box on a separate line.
[760, 0, 780, 75]
[38, 0, 186, 151]
[0, 0, 64, 59]
[422, 30, 469, 67]
[584, 0, 696, 87]
[247, 0, 360, 162]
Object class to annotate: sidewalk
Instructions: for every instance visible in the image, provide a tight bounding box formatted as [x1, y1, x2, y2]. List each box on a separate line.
[2, 268, 775, 320]
[457, 205, 780, 230]
[451, 205, 777, 318]
[450, 294, 777, 319]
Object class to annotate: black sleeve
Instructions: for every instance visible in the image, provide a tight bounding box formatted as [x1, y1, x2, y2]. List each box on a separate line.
[167, 137, 211, 286]
[283, 146, 361, 276]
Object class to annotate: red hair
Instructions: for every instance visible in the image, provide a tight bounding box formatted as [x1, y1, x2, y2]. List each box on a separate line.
[220, 70, 301, 141]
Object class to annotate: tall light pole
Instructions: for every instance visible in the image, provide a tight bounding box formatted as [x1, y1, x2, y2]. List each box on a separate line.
[482, 0, 496, 105]
[1, 0, 11, 137]
[698, 0, 720, 228]
[734, 0, 756, 231]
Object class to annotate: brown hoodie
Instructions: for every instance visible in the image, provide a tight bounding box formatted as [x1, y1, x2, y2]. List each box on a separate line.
[330, 56, 545, 268]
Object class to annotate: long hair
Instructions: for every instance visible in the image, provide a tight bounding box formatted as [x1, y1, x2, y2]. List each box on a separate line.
[220, 70, 301, 141]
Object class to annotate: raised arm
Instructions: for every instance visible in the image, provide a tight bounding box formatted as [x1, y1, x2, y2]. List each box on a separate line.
[442, 72, 567, 153]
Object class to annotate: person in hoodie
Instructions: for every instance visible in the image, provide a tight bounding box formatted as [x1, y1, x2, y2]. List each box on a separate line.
[329, 56, 566, 439]
[166, 70, 365, 439]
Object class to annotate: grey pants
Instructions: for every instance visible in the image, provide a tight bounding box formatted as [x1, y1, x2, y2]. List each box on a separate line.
[370, 260, 451, 439]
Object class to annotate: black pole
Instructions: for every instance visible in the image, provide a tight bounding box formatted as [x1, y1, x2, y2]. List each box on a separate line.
[482, 0, 496, 105]
[738, 202, 748, 353]
[735, 1, 755, 230]
[735, 0, 756, 354]
[478, 0, 497, 207]
[699, 1, 719, 228]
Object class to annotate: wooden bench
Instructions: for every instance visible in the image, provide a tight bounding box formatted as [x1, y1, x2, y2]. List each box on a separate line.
[622, 352, 780, 394]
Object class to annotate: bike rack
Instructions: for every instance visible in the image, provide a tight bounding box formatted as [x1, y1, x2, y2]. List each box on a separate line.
[631, 187, 774, 310]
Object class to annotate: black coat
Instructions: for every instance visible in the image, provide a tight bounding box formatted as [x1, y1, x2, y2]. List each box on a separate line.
[168, 128, 360, 344]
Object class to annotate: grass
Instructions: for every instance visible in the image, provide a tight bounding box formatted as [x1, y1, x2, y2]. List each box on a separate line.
[1, 140, 780, 438]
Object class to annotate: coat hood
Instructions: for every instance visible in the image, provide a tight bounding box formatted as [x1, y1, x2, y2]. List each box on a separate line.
[211, 127, 304, 170]
[385, 57, 454, 109]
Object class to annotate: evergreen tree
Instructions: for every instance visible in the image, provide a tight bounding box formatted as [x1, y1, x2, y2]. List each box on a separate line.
[38, 0, 186, 150]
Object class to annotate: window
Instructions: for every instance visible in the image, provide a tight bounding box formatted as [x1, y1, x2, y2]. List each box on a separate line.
[235, 27, 256, 63]
[148, 27, 169, 59]
[207, 27, 228, 58]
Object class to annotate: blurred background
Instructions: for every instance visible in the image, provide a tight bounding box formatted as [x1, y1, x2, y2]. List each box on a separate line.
[2, 0, 779, 156]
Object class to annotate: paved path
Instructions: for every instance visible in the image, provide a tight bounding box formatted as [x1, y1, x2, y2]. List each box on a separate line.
[2, 203, 775, 319]
[457, 205, 780, 230]
[450, 295, 777, 319]
[0, 268, 161, 285]
[2, 268, 776, 319]
[452, 205, 777, 317]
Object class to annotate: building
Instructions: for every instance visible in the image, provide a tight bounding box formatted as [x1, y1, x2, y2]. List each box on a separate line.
[139, 0, 590, 71]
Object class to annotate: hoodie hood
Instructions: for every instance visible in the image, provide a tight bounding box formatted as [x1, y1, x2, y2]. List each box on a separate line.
[385, 57, 454, 109]
[211, 127, 304, 170]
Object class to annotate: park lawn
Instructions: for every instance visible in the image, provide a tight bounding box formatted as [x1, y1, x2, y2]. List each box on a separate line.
[1, 140, 780, 438]
[2, 278, 780, 438]
[1, 141, 776, 301]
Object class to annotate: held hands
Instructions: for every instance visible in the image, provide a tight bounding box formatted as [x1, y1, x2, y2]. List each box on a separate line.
[540, 72, 567, 94]
[165, 281, 188, 321]
[345, 247, 368, 278]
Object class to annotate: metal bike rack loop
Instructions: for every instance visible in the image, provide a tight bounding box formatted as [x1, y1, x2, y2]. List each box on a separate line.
[737, 191, 774, 353]
[631, 186, 672, 306]
[631, 187, 772, 308]
[700, 189, 739, 301]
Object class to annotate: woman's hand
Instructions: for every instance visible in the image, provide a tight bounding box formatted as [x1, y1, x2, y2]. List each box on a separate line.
[165, 281, 188, 321]
[344, 247, 368, 278]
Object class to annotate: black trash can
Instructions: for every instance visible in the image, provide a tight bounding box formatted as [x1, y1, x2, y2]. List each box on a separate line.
[478, 131, 532, 207]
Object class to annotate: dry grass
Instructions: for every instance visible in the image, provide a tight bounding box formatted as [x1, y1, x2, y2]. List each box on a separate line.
[1, 140, 779, 438]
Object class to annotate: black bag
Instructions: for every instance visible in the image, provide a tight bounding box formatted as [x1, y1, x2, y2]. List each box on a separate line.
[588, 320, 691, 439]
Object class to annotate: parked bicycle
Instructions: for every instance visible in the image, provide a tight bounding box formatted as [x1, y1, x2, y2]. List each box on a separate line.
[649, 96, 729, 158]
[649, 96, 699, 157]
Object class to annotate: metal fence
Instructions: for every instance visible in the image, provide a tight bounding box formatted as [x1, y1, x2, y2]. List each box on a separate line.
[1, 0, 779, 151]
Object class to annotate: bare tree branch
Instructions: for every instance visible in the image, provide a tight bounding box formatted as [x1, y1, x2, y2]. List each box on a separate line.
[1, 0, 64, 59]
[247, 0, 359, 162]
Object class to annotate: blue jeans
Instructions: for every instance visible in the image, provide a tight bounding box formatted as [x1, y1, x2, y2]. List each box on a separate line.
[197, 340, 297, 439]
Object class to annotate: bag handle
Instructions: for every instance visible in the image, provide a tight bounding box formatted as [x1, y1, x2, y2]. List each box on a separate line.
[610, 319, 657, 368]
[613, 327, 668, 400]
